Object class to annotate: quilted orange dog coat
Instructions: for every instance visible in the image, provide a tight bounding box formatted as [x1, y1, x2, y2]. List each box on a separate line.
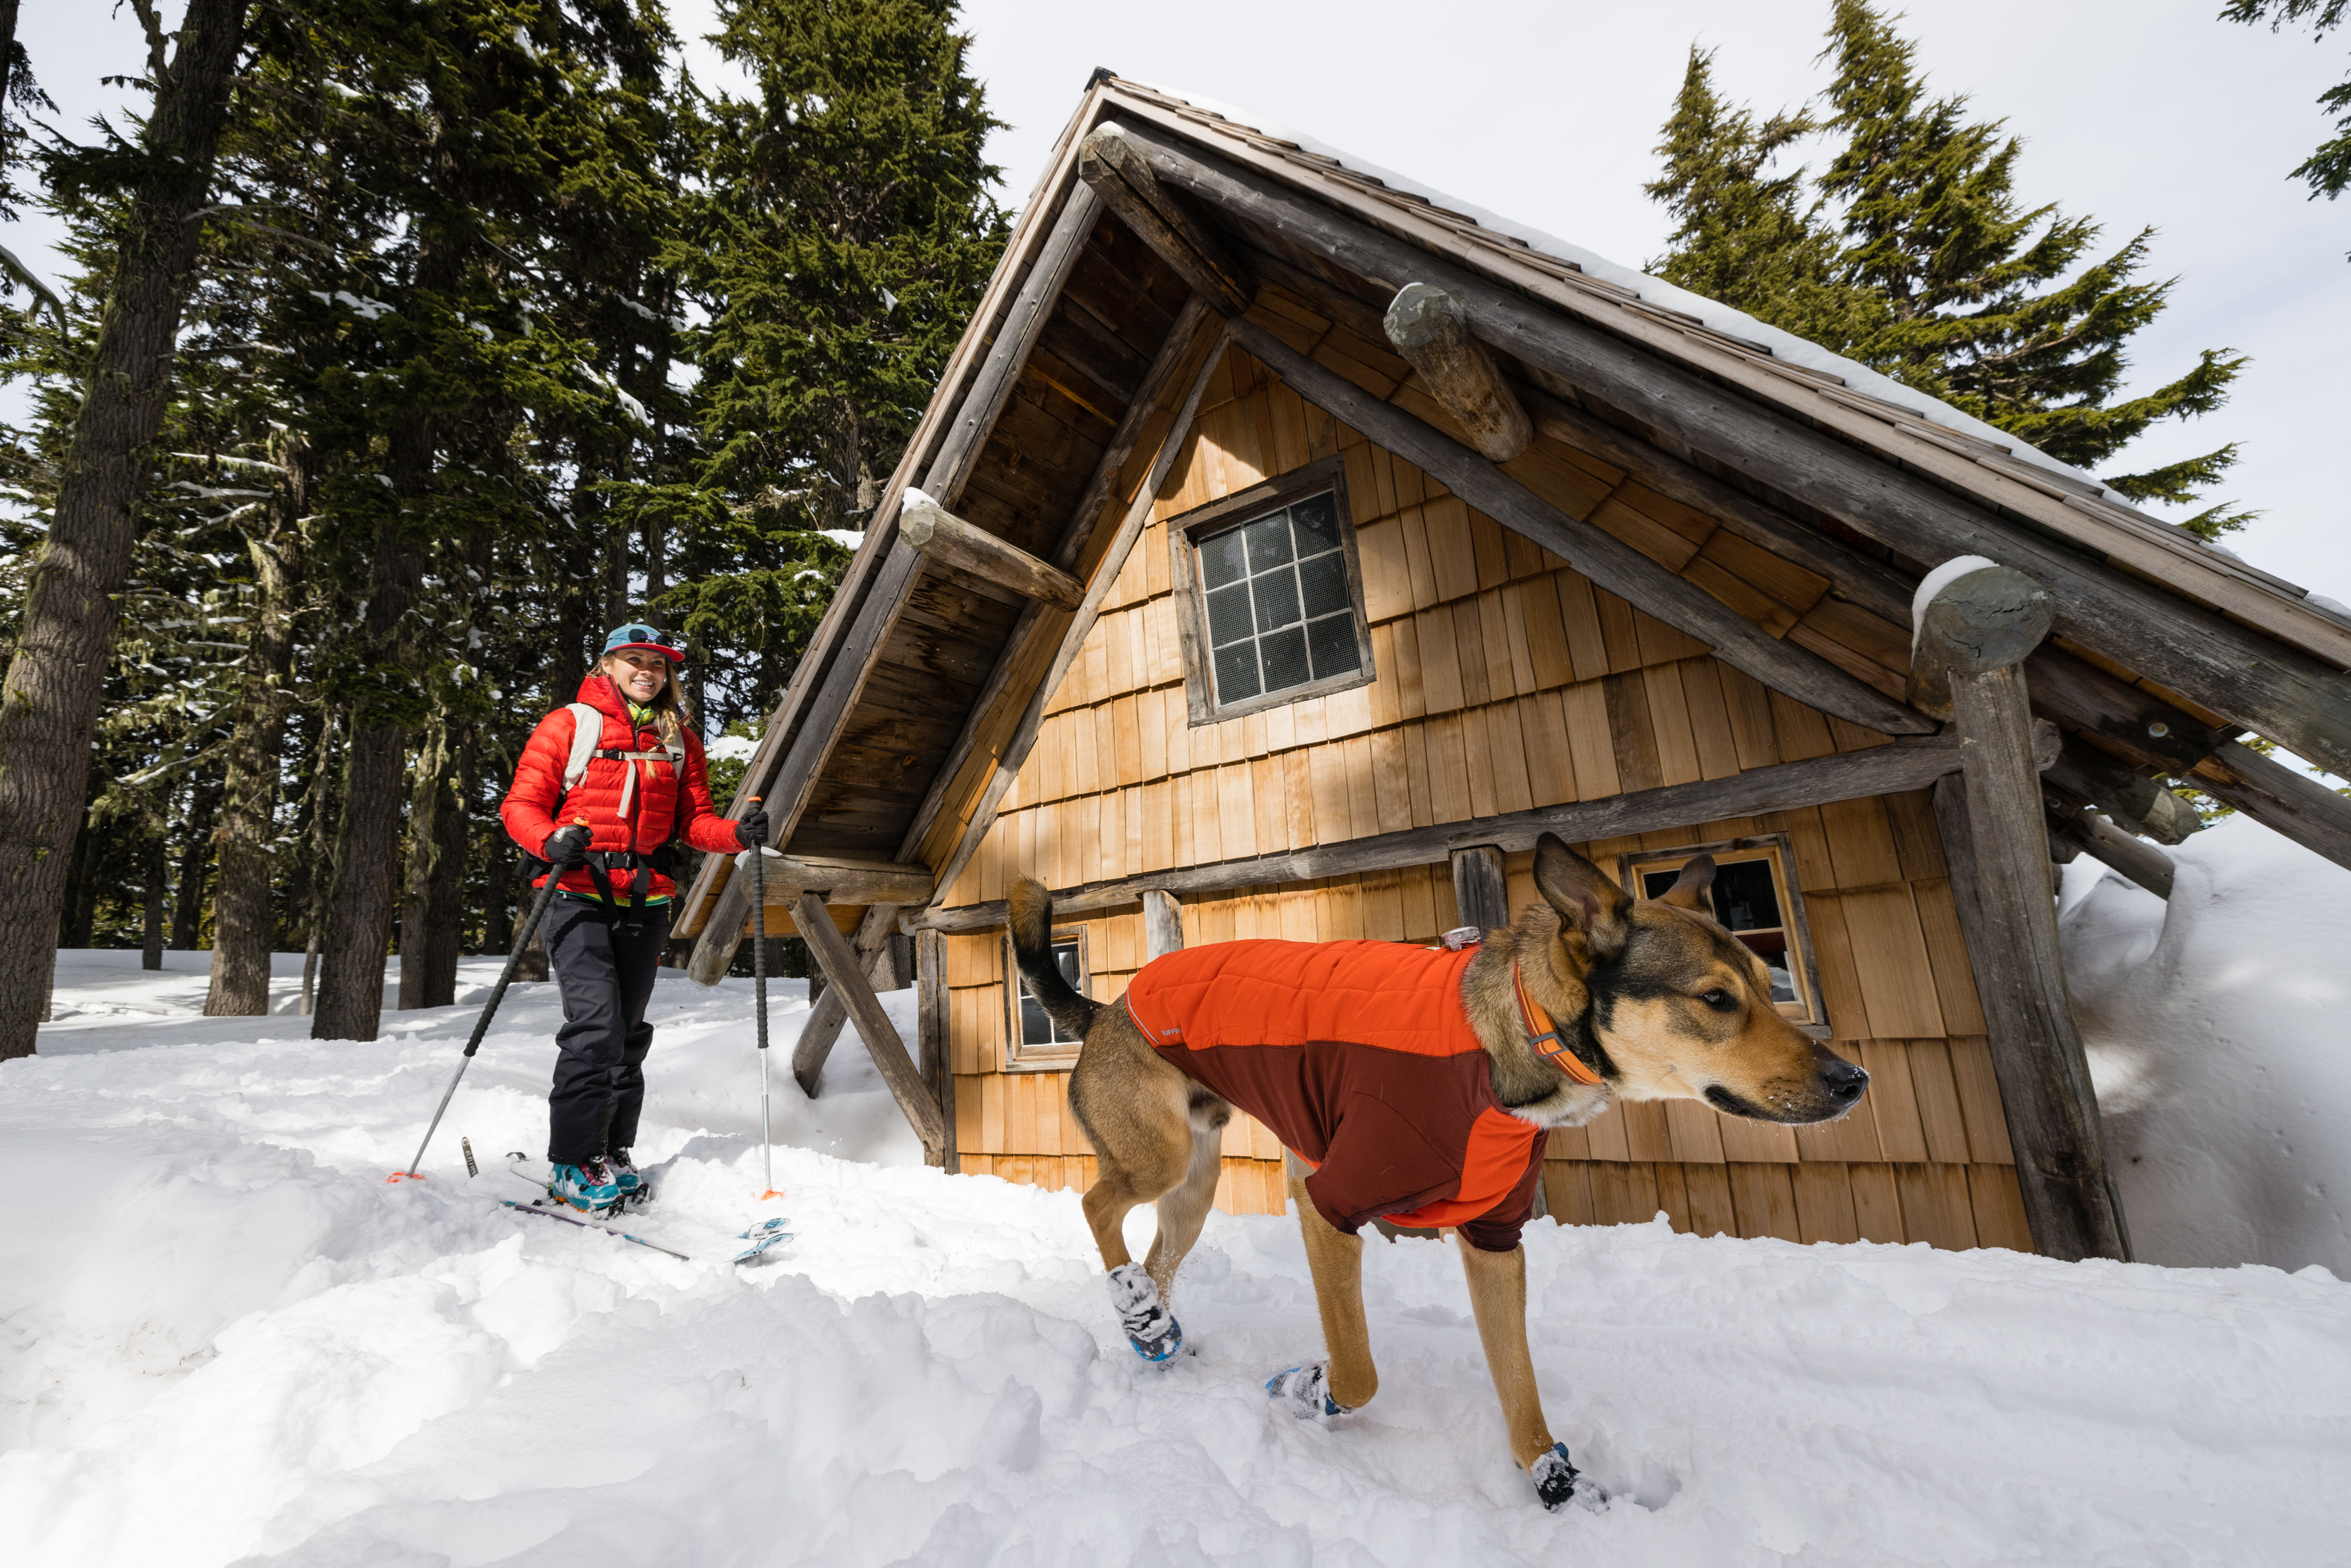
[1122, 938, 1548, 1251]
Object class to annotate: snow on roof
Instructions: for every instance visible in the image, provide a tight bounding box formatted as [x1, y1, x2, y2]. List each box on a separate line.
[1123, 79, 2138, 506]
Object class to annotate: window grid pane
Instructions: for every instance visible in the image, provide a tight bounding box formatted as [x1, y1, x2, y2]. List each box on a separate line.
[1016, 938, 1086, 1047]
[1197, 491, 1361, 708]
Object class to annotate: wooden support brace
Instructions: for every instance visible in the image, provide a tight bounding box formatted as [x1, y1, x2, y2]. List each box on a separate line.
[1142, 889, 1185, 960]
[1923, 566, 2130, 1262]
[901, 489, 1085, 611]
[1384, 284, 1531, 462]
[1078, 123, 1254, 315]
[2045, 734, 2202, 847]
[795, 891, 945, 1157]
[792, 903, 900, 1098]
[1450, 844, 1510, 935]
[2045, 798, 2175, 899]
[740, 852, 935, 911]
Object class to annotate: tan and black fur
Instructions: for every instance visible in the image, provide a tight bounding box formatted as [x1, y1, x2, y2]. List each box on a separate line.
[1011, 831, 1867, 1505]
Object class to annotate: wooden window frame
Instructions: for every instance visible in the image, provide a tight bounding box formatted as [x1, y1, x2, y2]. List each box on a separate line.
[1002, 924, 1090, 1071]
[1165, 454, 1377, 725]
[1615, 833, 1827, 1029]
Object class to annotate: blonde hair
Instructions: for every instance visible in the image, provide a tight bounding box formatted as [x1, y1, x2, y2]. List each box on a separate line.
[598, 652, 689, 748]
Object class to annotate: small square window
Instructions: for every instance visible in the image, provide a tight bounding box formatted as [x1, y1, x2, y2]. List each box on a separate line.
[1004, 926, 1088, 1070]
[1617, 835, 1824, 1027]
[1168, 456, 1375, 724]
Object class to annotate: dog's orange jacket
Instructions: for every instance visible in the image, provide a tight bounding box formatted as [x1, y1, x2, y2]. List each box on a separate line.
[1122, 939, 1547, 1251]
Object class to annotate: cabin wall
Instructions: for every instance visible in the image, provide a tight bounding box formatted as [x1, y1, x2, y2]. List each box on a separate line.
[936, 340, 2029, 1252]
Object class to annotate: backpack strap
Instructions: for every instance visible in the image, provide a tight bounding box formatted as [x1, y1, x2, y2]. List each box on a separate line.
[561, 702, 604, 792]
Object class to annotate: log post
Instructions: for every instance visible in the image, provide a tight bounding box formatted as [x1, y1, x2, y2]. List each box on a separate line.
[1142, 888, 1185, 960]
[1384, 285, 1531, 462]
[1450, 845, 1510, 935]
[1921, 566, 2130, 1262]
[1077, 123, 1254, 315]
[901, 489, 1085, 612]
[915, 927, 955, 1172]
[795, 891, 945, 1157]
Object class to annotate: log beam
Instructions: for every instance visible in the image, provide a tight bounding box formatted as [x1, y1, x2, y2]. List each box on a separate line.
[795, 891, 945, 1158]
[1922, 567, 2130, 1262]
[2044, 734, 2202, 846]
[2191, 740, 2351, 874]
[1078, 123, 1253, 315]
[901, 489, 1085, 612]
[908, 733, 1965, 933]
[2045, 798, 2175, 899]
[1384, 284, 1531, 462]
[1226, 315, 1933, 738]
[731, 852, 935, 912]
[1908, 565, 2055, 721]
[1450, 845, 1510, 935]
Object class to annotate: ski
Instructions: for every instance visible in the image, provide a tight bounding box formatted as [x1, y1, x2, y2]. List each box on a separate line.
[497, 1155, 790, 1266]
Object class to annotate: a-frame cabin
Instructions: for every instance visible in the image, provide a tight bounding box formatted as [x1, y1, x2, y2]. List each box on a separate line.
[673, 75, 2351, 1264]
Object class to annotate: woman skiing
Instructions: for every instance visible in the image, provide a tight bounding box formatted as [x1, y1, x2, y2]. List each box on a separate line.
[501, 624, 765, 1212]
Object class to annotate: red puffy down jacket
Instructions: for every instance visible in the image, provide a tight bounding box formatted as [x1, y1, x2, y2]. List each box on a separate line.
[501, 674, 743, 900]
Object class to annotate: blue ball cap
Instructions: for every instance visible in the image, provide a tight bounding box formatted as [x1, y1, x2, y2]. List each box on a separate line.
[603, 623, 685, 662]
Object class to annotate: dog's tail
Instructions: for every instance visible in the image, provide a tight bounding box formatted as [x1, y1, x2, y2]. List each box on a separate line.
[1009, 876, 1103, 1040]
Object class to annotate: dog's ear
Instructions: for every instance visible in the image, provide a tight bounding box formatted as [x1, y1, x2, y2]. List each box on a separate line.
[1532, 833, 1631, 961]
[1655, 854, 1717, 913]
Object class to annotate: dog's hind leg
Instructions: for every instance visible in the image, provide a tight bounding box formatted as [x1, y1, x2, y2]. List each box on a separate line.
[1276, 1153, 1379, 1413]
[1142, 1091, 1230, 1302]
[1069, 1014, 1199, 1362]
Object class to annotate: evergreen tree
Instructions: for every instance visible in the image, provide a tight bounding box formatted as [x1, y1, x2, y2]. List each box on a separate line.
[1646, 2, 2249, 536]
[661, 0, 1008, 719]
[2225, 0, 2351, 221]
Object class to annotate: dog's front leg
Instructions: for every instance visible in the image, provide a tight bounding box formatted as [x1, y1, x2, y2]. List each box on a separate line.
[1457, 1233, 1595, 1510]
[1287, 1164, 1379, 1411]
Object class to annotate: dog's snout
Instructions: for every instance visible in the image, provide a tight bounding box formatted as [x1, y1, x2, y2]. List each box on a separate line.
[1822, 1059, 1869, 1104]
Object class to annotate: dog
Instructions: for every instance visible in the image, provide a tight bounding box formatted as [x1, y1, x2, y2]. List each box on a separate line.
[1009, 831, 1869, 1510]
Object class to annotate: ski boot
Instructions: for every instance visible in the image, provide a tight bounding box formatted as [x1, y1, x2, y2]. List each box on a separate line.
[607, 1149, 648, 1207]
[1265, 1361, 1348, 1419]
[1106, 1262, 1183, 1362]
[548, 1157, 624, 1214]
[1531, 1442, 1608, 1512]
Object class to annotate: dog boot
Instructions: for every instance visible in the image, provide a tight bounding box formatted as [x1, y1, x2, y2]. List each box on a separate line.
[1531, 1442, 1608, 1512]
[1265, 1361, 1347, 1419]
[1106, 1262, 1183, 1362]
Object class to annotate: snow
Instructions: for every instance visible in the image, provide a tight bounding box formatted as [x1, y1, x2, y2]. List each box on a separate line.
[1907, 553, 2000, 652]
[817, 528, 867, 550]
[6, 947, 2351, 1565]
[2063, 813, 2351, 1274]
[704, 734, 757, 763]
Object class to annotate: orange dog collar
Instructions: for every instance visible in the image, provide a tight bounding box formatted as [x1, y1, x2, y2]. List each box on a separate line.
[1514, 961, 1602, 1085]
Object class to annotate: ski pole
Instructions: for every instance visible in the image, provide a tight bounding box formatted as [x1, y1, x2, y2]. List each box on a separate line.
[393, 819, 580, 1182]
[748, 797, 781, 1199]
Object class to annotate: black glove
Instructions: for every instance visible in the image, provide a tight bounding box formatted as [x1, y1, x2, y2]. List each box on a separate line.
[543, 824, 592, 870]
[734, 807, 770, 850]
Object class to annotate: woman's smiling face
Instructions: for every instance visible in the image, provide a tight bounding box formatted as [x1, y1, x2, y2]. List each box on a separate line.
[605, 649, 671, 702]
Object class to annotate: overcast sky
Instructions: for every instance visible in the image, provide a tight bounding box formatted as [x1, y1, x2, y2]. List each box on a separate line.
[21, 1, 2350, 604]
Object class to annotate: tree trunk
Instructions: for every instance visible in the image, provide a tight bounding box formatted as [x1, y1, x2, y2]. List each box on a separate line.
[206, 437, 310, 1015]
[0, 0, 245, 1058]
[169, 763, 222, 951]
[311, 719, 410, 1041]
[396, 716, 470, 1009]
[482, 798, 513, 956]
[141, 837, 166, 971]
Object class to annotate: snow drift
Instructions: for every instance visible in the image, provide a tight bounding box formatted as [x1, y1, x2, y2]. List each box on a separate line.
[5, 874, 2350, 1565]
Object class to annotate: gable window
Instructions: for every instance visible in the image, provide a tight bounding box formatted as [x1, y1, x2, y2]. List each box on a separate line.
[1169, 455, 1375, 723]
[1004, 926, 1088, 1070]
[1616, 834, 1825, 1027]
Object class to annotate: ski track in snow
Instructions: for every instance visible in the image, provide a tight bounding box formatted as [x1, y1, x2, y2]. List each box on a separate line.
[5, 946, 2351, 1566]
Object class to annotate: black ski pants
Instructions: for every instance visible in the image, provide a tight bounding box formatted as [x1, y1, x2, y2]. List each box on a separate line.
[544, 896, 672, 1166]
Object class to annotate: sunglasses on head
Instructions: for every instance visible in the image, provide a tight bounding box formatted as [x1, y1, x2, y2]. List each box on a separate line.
[611, 625, 681, 649]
